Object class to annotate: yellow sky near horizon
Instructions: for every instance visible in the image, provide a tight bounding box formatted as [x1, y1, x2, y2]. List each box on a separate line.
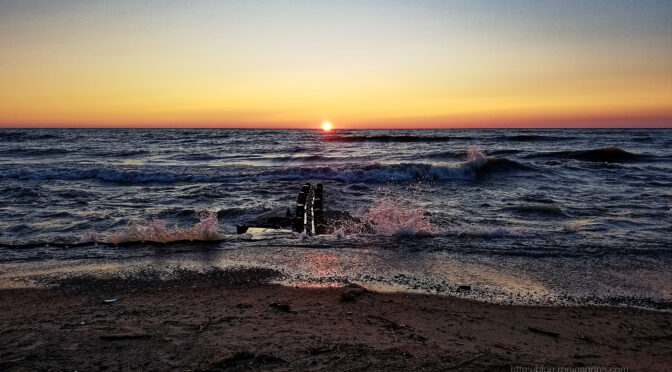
[1, 1, 671, 128]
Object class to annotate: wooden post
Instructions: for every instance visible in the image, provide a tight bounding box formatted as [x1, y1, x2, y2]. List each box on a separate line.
[293, 183, 311, 233]
[314, 183, 325, 235]
[306, 184, 316, 235]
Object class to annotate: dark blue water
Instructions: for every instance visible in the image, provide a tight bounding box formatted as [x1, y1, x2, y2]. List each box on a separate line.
[1, 128, 671, 307]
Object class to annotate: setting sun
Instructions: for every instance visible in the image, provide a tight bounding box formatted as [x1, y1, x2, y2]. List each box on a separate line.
[322, 121, 332, 131]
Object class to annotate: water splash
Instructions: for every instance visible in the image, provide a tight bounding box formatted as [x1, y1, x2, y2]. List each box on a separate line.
[466, 145, 487, 169]
[364, 188, 435, 236]
[97, 211, 224, 244]
[330, 184, 435, 237]
[329, 177, 525, 239]
[354, 147, 507, 237]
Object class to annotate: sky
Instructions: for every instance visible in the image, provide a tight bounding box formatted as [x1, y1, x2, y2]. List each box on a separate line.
[1, 0, 671, 128]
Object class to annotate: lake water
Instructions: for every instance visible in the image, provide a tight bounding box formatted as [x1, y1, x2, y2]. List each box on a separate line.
[1, 128, 670, 308]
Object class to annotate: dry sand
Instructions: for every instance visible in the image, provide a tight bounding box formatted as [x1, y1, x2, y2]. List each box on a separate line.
[0, 268, 670, 371]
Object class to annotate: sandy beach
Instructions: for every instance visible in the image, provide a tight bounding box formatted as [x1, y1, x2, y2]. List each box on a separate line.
[1, 268, 670, 371]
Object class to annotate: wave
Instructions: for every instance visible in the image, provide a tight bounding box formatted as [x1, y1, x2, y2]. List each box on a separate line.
[168, 153, 220, 161]
[526, 146, 650, 163]
[504, 134, 573, 142]
[323, 134, 472, 143]
[0, 147, 71, 156]
[0, 167, 193, 183]
[422, 150, 462, 160]
[503, 204, 567, 217]
[447, 225, 524, 238]
[301, 154, 330, 162]
[0, 186, 43, 201]
[481, 157, 530, 171]
[271, 147, 531, 182]
[171, 153, 349, 164]
[520, 194, 556, 204]
[83, 211, 224, 244]
[0, 147, 531, 184]
[631, 136, 653, 143]
[261, 154, 340, 163]
[102, 149, 151, 157]
[0, 132, 57, 141]
[488, 149, 523, 156]
[270, 162, 526, 183]
[424, 148, 523, 160]
[328, 187, 527, 238]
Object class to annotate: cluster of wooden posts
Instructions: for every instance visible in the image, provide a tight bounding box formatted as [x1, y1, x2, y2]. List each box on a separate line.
[293, 183, 326, 235]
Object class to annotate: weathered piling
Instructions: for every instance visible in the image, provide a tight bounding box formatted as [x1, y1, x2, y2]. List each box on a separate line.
[293, 183, 312, 234]
[305, 185, 315, 235]
[238, 183, 327, 236]
[293, 185, 307, 232]
[314, 184, 326, 235]
[292, 183, 324, 235]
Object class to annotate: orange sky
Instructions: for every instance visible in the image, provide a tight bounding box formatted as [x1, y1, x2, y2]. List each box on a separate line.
[1, 1, 671, 128]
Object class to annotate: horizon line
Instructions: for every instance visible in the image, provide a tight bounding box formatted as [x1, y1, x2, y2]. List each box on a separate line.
[1, 125, 671, 129]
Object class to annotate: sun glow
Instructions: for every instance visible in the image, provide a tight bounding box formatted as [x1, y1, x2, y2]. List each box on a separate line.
[322, 121, 332, 131]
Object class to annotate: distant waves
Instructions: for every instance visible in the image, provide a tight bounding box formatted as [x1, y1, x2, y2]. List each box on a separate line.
[322, 133, 576, 143]
[524, 146, 654, 163]
[0, 146, 663, 185]
[0, 149, 532, 184]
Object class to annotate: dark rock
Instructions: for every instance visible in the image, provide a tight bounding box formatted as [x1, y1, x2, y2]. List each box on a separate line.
[340, 284, 369, 302]
[527, 326, 560, 338]
[269, 302, 291, 313]
[205, 351, 285, 370]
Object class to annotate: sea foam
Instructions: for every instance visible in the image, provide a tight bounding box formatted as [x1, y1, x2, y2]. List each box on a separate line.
[100, 211, 224, 244]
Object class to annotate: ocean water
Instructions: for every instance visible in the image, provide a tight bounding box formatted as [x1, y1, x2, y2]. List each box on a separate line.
[1, 128, 671, 308]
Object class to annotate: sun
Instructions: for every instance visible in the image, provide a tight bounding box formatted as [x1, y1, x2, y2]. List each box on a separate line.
[321, 121, 332, 131]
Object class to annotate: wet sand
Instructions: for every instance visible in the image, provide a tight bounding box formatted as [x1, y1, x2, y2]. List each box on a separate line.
[0, 268, 670, 371]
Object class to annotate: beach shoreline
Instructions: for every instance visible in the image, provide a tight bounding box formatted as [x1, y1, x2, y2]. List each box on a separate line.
[1, 269, 670, 371]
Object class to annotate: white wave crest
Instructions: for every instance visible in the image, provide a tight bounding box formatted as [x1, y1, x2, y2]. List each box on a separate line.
[98, 211, 224, 244]
[0, 146, 504, 184]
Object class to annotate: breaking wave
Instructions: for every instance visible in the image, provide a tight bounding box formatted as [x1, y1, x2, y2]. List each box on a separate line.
[269, 148, 528, 182]
[0, 147, 531, 184]
[84, 211, 224, 244]
[527, 146, 650, 163]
